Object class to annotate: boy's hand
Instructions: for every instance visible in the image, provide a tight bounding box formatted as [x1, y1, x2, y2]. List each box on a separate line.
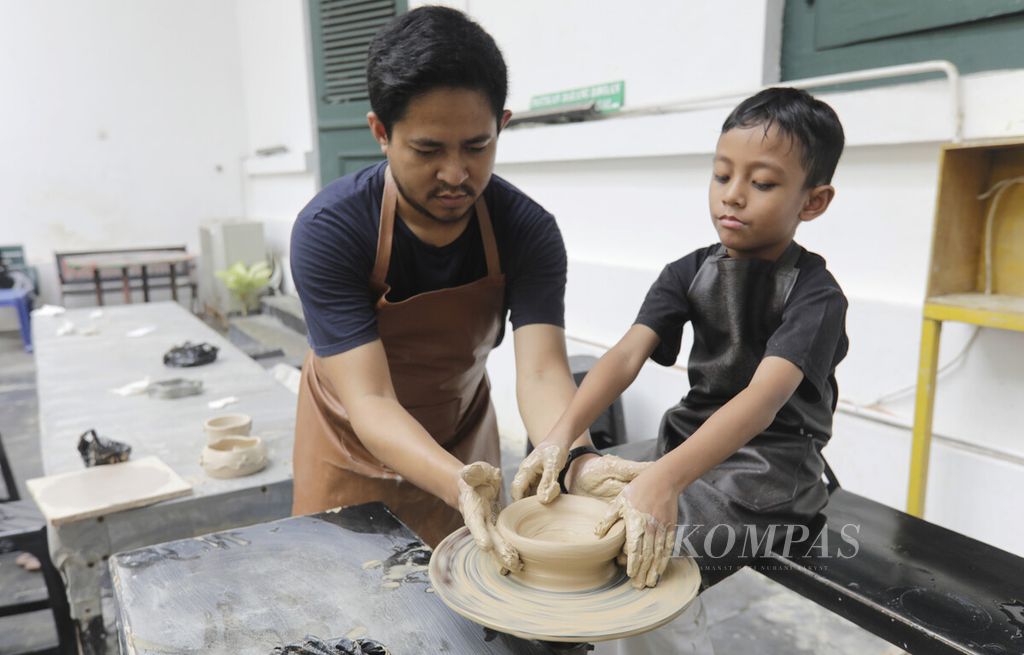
[510, 442, 568, 503]
[570, 454, 652, 501]
[457, 462, 522, 573]
[594, 468, 678, 589]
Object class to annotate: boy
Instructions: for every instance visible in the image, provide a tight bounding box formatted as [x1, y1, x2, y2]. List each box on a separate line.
[514, 87, 849, 595]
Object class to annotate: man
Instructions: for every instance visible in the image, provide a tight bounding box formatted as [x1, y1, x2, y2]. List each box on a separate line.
[290, 6, 642, 569]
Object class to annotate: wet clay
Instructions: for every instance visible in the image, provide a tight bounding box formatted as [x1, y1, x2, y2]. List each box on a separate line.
[429, 526, 701, 643]
[497, 495, 624, 592]
[199, 436, 267, 479]
[203, 413, 252, 439]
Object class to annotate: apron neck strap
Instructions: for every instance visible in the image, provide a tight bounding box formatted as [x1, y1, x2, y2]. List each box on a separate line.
[372, 166, 503, 289]
[371, 166, 399, 289]
[474, 194, 502, 278]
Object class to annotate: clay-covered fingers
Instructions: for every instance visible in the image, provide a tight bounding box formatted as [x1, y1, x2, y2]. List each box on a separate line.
[571, 455, 654, 500]
[644, 522, 669, 588]
[457, 462, 522, 572]
[658, 525, 675, 577]
[596, 493, 669, 589]
[594, 494, 625, 538]
[510, 444, 567, 503]
[460, 460, 502, 495]
[485, 523, 522, 573]
[634, 519, 658, 589]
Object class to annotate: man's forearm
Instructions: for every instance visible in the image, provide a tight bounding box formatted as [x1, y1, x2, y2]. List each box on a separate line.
[516, 364, 592, 448]
[347, 395, 463, 507]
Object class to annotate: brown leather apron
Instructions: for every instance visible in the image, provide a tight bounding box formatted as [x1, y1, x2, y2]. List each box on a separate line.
[292, 167, 505, 546]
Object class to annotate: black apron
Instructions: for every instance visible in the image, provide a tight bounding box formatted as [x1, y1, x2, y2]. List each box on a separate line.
[632, 243, 831, 586]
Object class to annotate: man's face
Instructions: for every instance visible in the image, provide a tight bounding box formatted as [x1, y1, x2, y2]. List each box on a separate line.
[372, 87, 508, 226]
[709, 124, 816, 261]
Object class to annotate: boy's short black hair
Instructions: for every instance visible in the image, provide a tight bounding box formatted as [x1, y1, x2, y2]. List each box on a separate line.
[722, 87, 845, 187]
[367, 6, 508, 137]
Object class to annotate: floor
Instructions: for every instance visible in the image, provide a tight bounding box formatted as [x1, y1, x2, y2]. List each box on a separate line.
[0, 327, 904, 654]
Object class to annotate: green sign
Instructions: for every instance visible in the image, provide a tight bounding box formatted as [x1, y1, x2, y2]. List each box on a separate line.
[529, 80, 625, 113]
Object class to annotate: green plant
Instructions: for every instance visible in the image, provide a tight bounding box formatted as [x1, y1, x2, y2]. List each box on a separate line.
[215, 260, 271, 315]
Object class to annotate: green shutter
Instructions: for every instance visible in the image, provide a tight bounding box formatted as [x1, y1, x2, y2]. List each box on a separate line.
[309, 0, 407, 185]
[782, 0, 1024, 85]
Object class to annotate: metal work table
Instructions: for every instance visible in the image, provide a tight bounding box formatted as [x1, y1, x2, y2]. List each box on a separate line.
[109, 503, 572, 655]
[32, 301, 297, 653]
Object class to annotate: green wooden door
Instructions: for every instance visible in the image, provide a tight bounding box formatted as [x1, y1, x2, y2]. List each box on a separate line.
[309, 0, 406, 186]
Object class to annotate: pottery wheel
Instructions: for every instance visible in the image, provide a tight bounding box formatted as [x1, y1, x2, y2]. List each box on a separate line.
[429, 527, 701, 643]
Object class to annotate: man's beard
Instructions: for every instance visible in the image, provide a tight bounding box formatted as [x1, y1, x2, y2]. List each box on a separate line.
[391, 173, 476, 225]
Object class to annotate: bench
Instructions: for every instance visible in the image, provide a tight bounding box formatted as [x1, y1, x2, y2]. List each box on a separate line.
[757, 483, 1024, 655]
[603, 438, 1023, 654]
[55, 246, 196, 306]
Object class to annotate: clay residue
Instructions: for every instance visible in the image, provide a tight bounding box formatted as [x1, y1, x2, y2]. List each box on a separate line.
[345, 626, 367, 640]
[369, 542, 430, 589]
[428, 526, 700, 643]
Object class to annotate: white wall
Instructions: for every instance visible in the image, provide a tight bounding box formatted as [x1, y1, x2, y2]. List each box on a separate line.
[234, 0, 318, 287]
[0, 0, 249, 307]
[465, 0, 782, 111]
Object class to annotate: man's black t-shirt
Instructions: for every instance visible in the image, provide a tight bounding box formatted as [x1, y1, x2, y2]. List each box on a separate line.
[290, 162, 567, 357]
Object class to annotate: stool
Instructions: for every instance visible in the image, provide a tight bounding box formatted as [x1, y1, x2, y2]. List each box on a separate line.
[0, 287, 32, 353]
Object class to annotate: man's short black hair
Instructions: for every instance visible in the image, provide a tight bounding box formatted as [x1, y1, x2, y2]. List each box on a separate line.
[367, 6, 507, 136]
[722, 87, 845, 187]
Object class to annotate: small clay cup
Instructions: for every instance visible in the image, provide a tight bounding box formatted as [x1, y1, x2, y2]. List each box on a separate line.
[203, 413, 252, 440]
[497, 494, 626, 592]
[200, 436, 267, 479]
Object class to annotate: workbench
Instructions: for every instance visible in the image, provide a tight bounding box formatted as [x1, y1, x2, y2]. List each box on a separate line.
[31, 301, 297, 653]
[109, 502, 575, 655]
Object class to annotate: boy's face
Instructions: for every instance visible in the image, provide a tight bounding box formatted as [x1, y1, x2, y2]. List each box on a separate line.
[709, 124, 833, 261]
[368, 87, 511, 227]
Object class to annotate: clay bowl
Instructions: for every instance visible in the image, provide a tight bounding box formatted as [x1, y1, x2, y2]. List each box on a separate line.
[203, 413, 252, 440]
[497, 494, 626, 592]
[200, 436, 267, 479]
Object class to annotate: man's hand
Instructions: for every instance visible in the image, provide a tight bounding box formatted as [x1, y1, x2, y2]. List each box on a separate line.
[594, 468, 678, 589]
[510, 443, 568, 504]
[569, 454, 652, 501]
[457, 462, 522, 573]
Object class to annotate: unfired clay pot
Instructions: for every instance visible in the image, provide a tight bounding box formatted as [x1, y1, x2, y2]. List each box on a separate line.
[497, 494, 626, 592]
[200, 436, 267, 479]
[203, 413, 252, 440]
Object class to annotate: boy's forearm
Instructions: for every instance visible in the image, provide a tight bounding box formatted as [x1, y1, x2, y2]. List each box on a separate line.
[648, 356, 803, 494]
[546, 342, 648, 448]
[648, 385, 783, 495]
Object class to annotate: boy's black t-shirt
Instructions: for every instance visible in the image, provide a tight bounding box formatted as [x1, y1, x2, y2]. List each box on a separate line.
[290, 162, 567, 357]
[635, 242, 848, 443]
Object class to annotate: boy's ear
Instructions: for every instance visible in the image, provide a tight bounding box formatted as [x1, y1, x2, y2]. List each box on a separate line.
[799, 185, 835, 222]
[367, 112, 389, 154]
